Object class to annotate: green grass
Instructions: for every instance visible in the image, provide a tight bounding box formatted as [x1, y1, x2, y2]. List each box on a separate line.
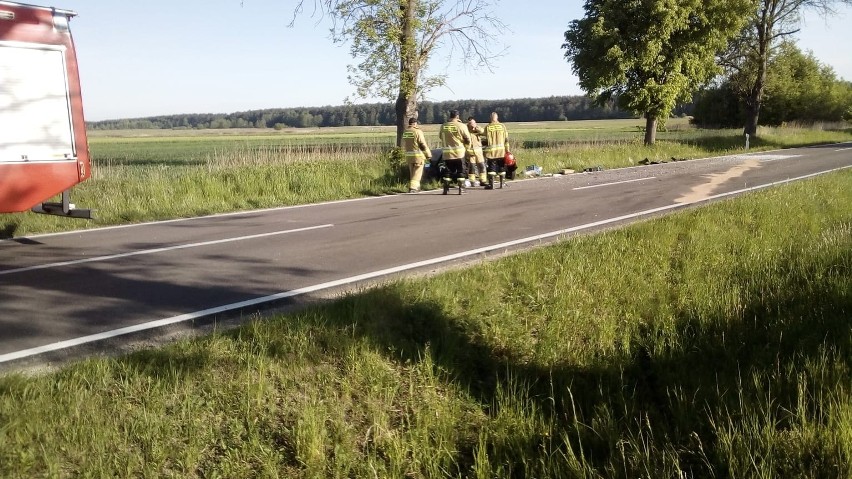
[0, 147, 401, 236]
[88, 132, 395, 167]
[1, 170, 849, 478]
[1, 119, 850, 237]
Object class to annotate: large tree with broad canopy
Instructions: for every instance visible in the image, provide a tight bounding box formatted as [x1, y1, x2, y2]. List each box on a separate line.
[563, 0, 752, 145]
[284, 0, 506, 146]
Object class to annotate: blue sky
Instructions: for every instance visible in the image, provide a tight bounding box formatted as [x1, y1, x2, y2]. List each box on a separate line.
[53, 1, 852, 121]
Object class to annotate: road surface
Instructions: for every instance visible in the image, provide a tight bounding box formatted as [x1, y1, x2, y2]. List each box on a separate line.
[2, 144, 850, 368]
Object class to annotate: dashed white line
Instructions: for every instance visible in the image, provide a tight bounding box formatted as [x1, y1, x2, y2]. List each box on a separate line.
[573, 177, 656, 190]
[0, 224, 334, 276]
[754, 155, 801, 162]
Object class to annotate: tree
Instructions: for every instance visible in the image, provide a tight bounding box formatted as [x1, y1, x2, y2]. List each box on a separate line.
[287, 0, 505, 146]
[760, 41, 848, 124]
[721, 0, 852, 136]
[693, 40, 852, 127]
[563, 0, 751, 145]
[691, 82, 744, 128]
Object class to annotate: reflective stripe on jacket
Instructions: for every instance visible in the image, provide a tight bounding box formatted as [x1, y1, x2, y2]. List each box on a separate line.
[402, 127, 431, 161]
[483, 122, 509, 159]
[440, 120, 471, 160]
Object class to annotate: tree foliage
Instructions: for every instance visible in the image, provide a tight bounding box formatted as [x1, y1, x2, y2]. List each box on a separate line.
[693, 41, 852, 127]
[563, 0, 751, 145]
[287, 0, 505, 145]
[760, 42, 852, 124]
[86, 95, 635, 131]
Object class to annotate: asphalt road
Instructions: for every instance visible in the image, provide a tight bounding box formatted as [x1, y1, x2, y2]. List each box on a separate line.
[2, 143, 850, 367]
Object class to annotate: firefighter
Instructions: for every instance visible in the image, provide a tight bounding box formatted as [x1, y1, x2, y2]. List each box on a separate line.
[438, 110, 471, 194]
[483, 111, 510, 189]
[401, 117, 432, 193]
[466, 116, 488, 186]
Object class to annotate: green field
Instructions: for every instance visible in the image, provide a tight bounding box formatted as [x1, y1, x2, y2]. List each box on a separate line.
[1, 170, 849, 478]
[2, 119, 850, 238]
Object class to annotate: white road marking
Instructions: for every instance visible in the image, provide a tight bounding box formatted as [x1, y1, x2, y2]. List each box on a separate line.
[1, 164, 850, 364]
[573, 177, 656, 190]
[836, 148, 852, 152]
[0, 224, 333, 276]
[751, 154, 801, 162]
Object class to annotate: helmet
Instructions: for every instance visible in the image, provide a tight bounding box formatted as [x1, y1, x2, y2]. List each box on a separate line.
[504, 152, 516, 166]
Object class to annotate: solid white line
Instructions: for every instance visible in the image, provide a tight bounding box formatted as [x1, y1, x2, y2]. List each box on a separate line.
[1, 164, 850, 364]
[0, 224, 333, 277]
[573, 177, 656, 190]
[836, 148, 852, 152]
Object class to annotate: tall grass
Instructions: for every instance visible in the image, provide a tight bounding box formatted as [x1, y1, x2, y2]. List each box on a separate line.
[1, 170, 849, 478]
[0, 143, 402, 236]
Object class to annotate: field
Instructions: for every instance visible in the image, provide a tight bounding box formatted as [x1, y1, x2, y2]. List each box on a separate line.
[1, 168, 849, 477]
[2, 118, 851, 237]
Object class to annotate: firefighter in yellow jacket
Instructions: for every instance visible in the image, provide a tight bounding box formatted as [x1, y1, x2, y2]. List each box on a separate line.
[401, 117, 432, 193]
[483, 111, 510, 189]
[466, 116, 488, 186]
[439, 110, 471, 194]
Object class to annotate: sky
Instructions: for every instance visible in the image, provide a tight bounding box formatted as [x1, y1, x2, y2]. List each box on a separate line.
[46, 0, 852, 121]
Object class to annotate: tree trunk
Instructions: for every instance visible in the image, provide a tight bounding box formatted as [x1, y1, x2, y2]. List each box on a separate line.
[744, 5, 770, 137]
[743, 83, 762, 137]
[394, 94, 419, 146]
[644, 115, 657, 146]
[743, 56, 767, 136]
[394, 95, 408, 147]
[395, 0, 418, 146]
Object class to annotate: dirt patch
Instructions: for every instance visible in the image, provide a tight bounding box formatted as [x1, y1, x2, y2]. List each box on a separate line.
[676, 159, 761, 203]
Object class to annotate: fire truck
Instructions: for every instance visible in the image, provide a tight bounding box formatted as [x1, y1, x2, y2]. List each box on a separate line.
[0, 1, 91, 218]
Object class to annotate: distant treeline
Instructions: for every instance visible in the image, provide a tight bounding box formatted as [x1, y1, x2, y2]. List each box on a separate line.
[87, 96, 650, 130]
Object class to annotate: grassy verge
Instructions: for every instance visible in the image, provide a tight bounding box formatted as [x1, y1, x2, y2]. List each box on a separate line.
[1, 170, 849, 478]
[520, 124, 852, 173]
[0, 148, 400, 237]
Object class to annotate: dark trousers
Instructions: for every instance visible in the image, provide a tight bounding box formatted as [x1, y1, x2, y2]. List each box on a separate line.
[486, 158, 505, 174]
[442, 158, 467, 180]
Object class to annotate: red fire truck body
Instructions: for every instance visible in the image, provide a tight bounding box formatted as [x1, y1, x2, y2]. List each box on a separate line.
[0, 1, 90, 217]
